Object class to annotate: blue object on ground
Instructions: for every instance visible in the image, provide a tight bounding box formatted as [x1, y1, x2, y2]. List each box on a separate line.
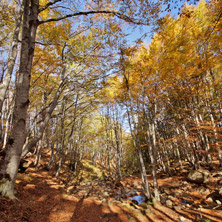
[129, 195, 146, 205]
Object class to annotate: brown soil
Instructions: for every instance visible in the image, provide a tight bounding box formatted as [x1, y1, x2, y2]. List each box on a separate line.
[1, 158, 222, 222]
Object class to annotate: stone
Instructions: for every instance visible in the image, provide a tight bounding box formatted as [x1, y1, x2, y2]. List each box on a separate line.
[103, 192, 109, 197]
[206, 197, 213, 203]
[187, 169, 209, 184]
[179, 216, 186, 221]
[216, 200, 222, 205]
[166, 199, 173, 208]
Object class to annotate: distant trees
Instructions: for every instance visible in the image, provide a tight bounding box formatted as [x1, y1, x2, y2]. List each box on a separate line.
[102, 0, 222, 200]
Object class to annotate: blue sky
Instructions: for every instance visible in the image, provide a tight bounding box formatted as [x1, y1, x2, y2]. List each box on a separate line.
[125, 0, 199, 45]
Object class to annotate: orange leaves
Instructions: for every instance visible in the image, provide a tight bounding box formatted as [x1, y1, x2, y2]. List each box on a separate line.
[101, 76, 123, 104]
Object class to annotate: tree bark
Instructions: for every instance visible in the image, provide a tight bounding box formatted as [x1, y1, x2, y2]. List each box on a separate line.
[0, 2, 24, 118]
[21, 77, 66, 158]
[0, 0, 39, 198]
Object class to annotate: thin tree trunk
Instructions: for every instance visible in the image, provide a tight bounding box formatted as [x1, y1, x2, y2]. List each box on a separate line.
[182, 123, 200, 169]
[0, 2, 24, 117]
[2, 101, 13, 150]
[21, 78, 66, 158]
[113, 105, 122, 179]
[175, 127, 183, 170]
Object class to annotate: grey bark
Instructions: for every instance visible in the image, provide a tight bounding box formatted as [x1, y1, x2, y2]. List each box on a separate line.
[113, 105, 122, 179]
[0, 2, 24, 118]
[21, 77, 66, 159]
[0, 0, 39, 198]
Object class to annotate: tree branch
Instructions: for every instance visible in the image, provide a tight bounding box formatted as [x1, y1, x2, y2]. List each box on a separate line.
[38, 10, 147, 25]
[39, 0, 62, 12]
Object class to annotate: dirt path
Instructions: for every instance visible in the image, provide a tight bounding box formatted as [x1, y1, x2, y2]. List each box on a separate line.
[1, 165, 222, 222]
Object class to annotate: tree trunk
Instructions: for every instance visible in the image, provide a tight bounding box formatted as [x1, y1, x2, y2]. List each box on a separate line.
[0, 0, 39, 199]
[0, 2, 24, 117]
[21, 77, 66, 158]
[113, 105, 122, 179]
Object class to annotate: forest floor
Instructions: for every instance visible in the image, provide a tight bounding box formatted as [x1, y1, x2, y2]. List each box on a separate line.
[1, 151, 222, 222]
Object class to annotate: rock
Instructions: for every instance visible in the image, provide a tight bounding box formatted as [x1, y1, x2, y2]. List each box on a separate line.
[206, 197, 213, 203]
[182, 181, 188, 185]
[187, 169, 209, 184]
[166, 199, 173, 208]
[216, 200, 222, 205]
[179, 216, 186, 221]
[174, 206, 182, 211]
[103, 192, 109, 197]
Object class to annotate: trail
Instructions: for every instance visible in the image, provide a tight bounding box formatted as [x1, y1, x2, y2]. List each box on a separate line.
[1, 161, 222, 222]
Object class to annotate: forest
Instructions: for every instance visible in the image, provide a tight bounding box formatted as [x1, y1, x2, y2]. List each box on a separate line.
[0, 0, 222, 221]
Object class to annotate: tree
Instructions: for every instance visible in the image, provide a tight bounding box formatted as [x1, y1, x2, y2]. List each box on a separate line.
[0, 1, 23, 140]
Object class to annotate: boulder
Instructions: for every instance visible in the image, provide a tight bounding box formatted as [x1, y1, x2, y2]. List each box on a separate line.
[187, 169, 209, 184]
[166, 199, 173, 208]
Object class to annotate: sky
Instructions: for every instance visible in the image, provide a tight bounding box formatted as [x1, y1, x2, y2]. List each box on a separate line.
[125, 0, 199, 45]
